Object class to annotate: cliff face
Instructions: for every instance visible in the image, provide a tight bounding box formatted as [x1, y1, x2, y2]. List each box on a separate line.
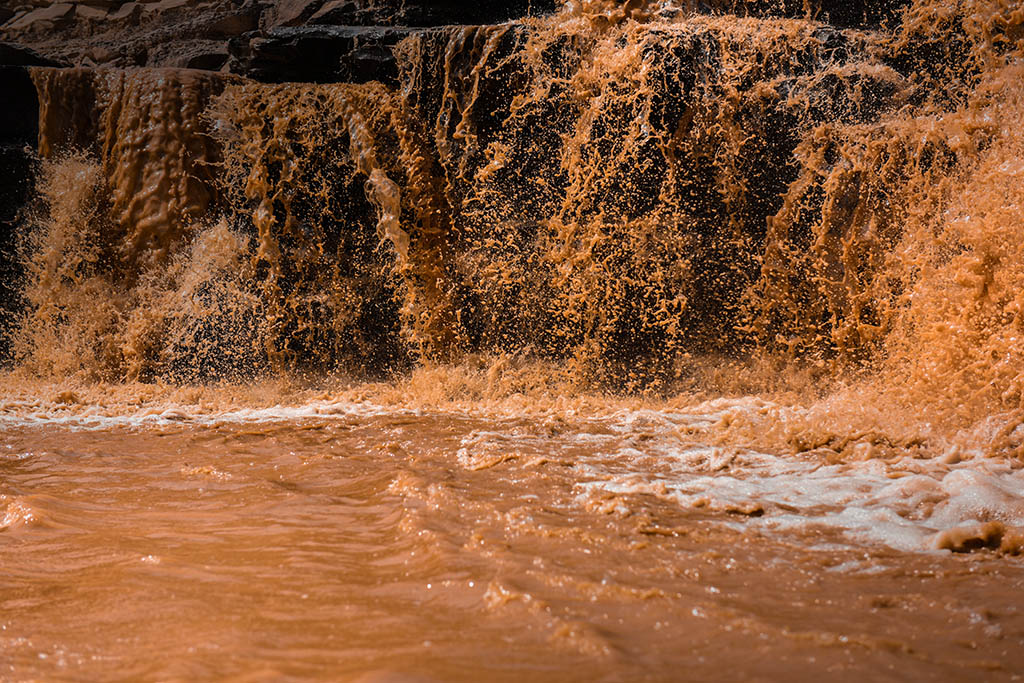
[0, 1, 559, 73]
[0, 1, 909, 74]
[1, 0, 1020, 391]
[0, 64, 40, 357]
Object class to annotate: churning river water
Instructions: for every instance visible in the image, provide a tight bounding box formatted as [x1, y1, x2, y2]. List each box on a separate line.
[2, 379, 1024, 680]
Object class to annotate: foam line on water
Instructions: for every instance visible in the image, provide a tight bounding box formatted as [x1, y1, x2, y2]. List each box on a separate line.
[0, 400, 415, 430]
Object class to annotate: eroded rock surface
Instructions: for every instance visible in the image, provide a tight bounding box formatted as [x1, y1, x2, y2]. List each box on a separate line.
[0, 65, 39, 360]
[1, 1, 910, 74]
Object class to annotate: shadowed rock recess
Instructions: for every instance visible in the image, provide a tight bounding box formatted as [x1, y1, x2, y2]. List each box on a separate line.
[0, 0, 1019, 391]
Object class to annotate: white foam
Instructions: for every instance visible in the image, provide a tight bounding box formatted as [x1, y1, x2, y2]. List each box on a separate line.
[0, 399, 410, 430]
[576, 440, 1024, 552]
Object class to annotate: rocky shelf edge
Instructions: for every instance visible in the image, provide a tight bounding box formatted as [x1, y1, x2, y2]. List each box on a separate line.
[1, 1, 909, 75]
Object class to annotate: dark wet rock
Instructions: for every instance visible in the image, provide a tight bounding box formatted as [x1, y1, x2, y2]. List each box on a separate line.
[0, 66, 39, 361]
[148, 38, 230, 70]
[218, 0, 560, 83]
[264, 0, 559, 29]
[713, 0, 912, 28]
[183, 47, 230, 71]
[0, 0, 914, 76]
[0, 41, 68, 66]
[229, 25, 413, 83]
[0, 0, 559, 73]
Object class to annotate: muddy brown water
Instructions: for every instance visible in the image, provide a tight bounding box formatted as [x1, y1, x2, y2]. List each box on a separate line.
[2, 384, 1024, 681]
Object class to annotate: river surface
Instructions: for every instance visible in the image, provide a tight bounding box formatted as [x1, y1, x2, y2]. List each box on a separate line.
[3, 382, 1023, 681]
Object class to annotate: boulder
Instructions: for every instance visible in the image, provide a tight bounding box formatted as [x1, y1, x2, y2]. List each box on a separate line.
[391, 0, 559, 26]
[149, 39, 230, 69]
[75, 5, 110, 21]
[4, 3, 75, 33]
[109, 2, 142, 22]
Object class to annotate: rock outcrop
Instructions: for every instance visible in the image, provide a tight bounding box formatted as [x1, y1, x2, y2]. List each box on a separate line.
[0, 64, 41, 360]
[0, 0, 990, 377]
[0, 0, 561, 72]
[227, 25, 414, 84]
[0, 1, 911, 74]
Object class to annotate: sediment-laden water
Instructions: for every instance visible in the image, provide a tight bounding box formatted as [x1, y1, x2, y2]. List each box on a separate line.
[3, 0, 1024, 678]
[2, 379, 1024, 680]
